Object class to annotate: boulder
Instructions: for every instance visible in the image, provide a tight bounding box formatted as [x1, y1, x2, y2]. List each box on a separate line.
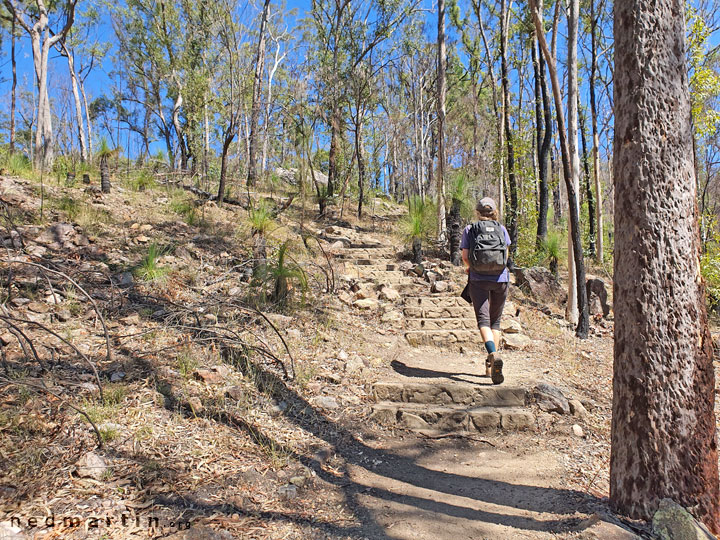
[431, 281, 450, 293]
[569, 399, 588, 419]
[652, 499, 715, 540]
[533, 382, 571, 415]
[353, 298, 378, 310]
[586, 277, 611, 317]
[514, 266, 565, 303]
[500, 319, 522, 334]
[502, 333, 531, 350]
[379, 287, 401, 301]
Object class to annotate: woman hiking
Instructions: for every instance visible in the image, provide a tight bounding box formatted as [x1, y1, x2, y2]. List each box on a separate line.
[460, 197, 510, 385]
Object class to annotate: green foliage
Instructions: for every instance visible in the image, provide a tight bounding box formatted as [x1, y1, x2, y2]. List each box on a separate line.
[398, 196, 436, 244]
[135, 243, 169, 282]
[57, 196, 81, 220]
[687, 7, 720, 138]
[129, 170, 157, 192]
[0, 151, 31, 176]
[542, 229, 564, 263]
[248, 199, 274, 235]
[447, 170, 474, 220]
[170, 195, 199, 226]
[251, 241, 308, 309]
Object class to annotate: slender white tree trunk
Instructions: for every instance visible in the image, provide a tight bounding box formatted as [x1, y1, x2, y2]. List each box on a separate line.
[565, 0, 580, 324]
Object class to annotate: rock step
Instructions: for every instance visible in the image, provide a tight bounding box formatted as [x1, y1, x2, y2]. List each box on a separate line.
[403, 306, 476, 319]
[343, 261, 398, 270]
[405, 329, 476, 347]
[373, 382, 527, 407]
[335, 248, 396, 259]
[402, 296, 468, 308]
[371, 402, 535, 432]
[406, 318, 478, 330]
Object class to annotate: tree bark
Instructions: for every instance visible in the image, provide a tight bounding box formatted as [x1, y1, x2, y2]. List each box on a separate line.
[10, 16, 16, 154]
[580, 106, 596, 257]
[536, 29, 552, 249]
[61, 43, 88, 162]
[246, 0, 271, 187]
[355, 111, 366, 219]
[436, 0, 447, 243]
[590, 0, 604, 263]
[500, 0, 517, 254]
[565, 0, 581, 325]
[529, 0, 589, 339]
[611, 0, 719, 532]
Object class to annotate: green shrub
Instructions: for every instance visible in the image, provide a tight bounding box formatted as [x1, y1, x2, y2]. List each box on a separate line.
[135, 243, 169, 282]
[248, 199, 274, 235]
[541, 230, 565, 277]
[130, 171, 157, 192]
[170, 196, 199, 226]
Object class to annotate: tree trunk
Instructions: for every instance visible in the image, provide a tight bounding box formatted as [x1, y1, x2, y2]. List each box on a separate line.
[356, 112, 366, 219]
[590, 0, 604, 264]
[500, 0, 517, 252]
[448, 198, 462, 265]
[436, 0, 447, 244]
[565, 0, 581, 325]
[246, 0, 271, 187]
[536, 33, 552, 249]
[611, 0, 720, 532]
[217, 131, 234, 204]
[172, 92, 188, 171]
[580, 106, 596, 257]
[530, 0, 589, 339]
[10, 17, 17, 154]
[63, 45, 88, 162]
[100, 156, 110, 193]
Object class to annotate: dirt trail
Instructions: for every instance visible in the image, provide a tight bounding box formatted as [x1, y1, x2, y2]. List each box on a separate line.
[328, 234, 631, 540]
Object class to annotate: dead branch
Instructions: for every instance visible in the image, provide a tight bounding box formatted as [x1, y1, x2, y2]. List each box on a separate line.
[0, 376, 103, 448]
[8, 260, 112, 364]
[0, 312, 103, 402]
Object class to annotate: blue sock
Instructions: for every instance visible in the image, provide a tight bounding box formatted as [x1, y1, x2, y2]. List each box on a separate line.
[484, 341, 496, 354]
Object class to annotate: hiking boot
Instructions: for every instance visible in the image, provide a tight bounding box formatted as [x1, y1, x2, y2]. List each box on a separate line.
[490, 353, 504, 385]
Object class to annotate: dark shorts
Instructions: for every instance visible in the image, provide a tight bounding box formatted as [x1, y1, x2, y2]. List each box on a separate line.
[468, 280, 508, 330]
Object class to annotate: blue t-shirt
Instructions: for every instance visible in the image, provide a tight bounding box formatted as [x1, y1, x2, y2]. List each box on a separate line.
[460, 222, 511, 282]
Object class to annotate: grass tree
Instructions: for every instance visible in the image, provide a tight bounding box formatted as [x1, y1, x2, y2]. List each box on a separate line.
[446, 172, 472, 266]
[249, 200, 274, 274]
[400, 196, 435, 264]
[97, 138, 117, 194]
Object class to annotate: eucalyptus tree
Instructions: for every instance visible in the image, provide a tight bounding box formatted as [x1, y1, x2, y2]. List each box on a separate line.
[529, 0, 589, 338]
[246, 0, 271, 187]
[3, 0, 77, 169]
[612, 0, 719, 532]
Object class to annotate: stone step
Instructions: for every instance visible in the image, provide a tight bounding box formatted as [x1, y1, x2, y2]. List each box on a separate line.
[343, 261, 398, 270]
[373, 382, 527, 407]
[404, 329, 476, 347]
[335, 248, 397, 259]
[403, 305, 475, 319]
[405, 318, 477, 330]
[402, 296, 468, 308]
[371, 402, 535, 432]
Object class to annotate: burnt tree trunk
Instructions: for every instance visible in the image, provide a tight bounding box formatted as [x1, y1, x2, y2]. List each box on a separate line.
[447, 198, 462, 266]
[579, 107, 596, 257]
[611, 0, 720, 533]
[100, 156, 111, 194]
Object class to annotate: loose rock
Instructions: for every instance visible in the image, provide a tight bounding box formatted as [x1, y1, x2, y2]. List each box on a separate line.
[76, 451, 108, 480]
[533, 382, 571, 415]
[652, 499, 715, 540]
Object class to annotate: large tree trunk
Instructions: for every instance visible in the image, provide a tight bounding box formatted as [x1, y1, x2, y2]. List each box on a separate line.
[246, 0, 271, 187]
[590, 0, 604, 264]
[436, 0, 447, 243]
[172, 91, 188, 171]
[611, 0, 719, 532]
[530, 0, 589, 339]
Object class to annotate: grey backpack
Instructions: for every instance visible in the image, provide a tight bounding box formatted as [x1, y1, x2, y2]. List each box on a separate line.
[468, 220, 507, 274]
